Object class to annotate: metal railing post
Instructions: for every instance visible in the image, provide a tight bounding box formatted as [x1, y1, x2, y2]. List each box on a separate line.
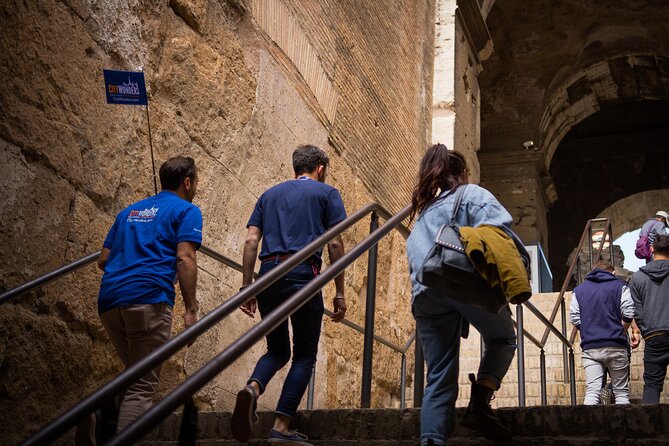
[516, 304, 526, 407]
[608, 223, 614, 264]
[400, 354, 407, 410]
[569, 348, 577, 405]
[561, 298, 569, 383]
[588, 223, 594, 269]
[540, 349, 547, 406]
[414, 334, 424, 408]
[178, 397, 198, 446]
[307, 366, 315, 410]
[361, 211, 379, 409]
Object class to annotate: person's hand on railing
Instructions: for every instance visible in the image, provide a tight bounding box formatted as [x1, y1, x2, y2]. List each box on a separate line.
[330, 293, 346, 322]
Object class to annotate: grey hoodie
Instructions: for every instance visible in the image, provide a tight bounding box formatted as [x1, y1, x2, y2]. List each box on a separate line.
[629, 259, 669, 337]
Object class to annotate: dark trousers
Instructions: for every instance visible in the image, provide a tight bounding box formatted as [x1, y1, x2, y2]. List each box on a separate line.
[249, 260, 324, 418]
[642, 333, 669, 403]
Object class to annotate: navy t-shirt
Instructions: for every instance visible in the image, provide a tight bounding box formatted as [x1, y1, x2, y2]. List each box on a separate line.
[247, 177, 347, 262]
[98, 191, 203, 314]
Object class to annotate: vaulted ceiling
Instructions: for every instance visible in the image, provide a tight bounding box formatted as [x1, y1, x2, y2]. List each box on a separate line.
[479, 0, 669, 285]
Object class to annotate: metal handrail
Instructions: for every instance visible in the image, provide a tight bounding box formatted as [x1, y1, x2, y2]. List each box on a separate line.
[10, 200, 606, 440]
[1, 205, 409, 305]
[512, 320, 542, 348]
[200, 244, 414, 355]
[524, 301, 573, 347]
[539, 218, 612, 346]
[201, 242, 417, 408]
[106, 205, 412, 445]
[514, 218, 614, 406]
[20, 202, 412, 446]
[0, 251, 102, 304]
[323, 308, 407, 353]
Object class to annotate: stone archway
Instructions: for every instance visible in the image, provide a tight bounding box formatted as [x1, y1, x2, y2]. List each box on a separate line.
[546, 97, 669, 285]
[477, 0, 669, 264]
[597, 189, 669, 241]
[540, 54, 669, 172]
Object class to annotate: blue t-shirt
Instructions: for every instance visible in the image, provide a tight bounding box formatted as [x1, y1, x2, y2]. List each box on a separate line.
[98, 191, 203, 314]
[247, 177, 347, 262]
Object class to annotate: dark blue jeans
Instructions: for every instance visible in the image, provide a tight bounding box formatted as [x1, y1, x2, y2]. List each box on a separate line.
[249, 260, 324, 418]
[642, 333, 669, 403]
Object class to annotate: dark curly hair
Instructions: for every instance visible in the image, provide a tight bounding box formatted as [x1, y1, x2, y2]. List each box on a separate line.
[293, 144, 329, 175]
[409, 144, 467, 223]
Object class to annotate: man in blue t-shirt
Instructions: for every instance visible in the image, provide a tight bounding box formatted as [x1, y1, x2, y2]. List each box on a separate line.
[97, 156, 203, 432]
[231, 145, 347, 445]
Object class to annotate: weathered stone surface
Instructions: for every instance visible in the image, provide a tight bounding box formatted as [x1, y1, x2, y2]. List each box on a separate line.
[598, 190, 669, 241]
[139, 405, 669, 444]
[0, 0, 430, 443]
[477, 1, 669, 286]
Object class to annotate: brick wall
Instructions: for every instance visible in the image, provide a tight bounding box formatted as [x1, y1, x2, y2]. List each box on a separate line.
[453, 12, 483, 181]
[277, 0, 435, 213]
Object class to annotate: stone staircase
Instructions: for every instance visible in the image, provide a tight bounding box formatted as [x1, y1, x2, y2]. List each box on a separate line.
[141, 405, 669, 445]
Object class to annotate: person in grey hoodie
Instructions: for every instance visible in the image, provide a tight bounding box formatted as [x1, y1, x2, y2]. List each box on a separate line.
[629, 234, 669, 403]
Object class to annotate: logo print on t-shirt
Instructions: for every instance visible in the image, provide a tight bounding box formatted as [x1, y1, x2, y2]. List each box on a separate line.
[127, 206, 159, 223]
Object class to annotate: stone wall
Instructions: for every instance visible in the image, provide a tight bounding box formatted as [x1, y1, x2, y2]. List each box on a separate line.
[0, 0, 433, 443]
[432, 0, 490, 183]
[479, 152, 550, 249]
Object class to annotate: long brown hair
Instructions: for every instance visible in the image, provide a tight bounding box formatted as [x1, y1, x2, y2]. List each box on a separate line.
[409, 144, 467, 223]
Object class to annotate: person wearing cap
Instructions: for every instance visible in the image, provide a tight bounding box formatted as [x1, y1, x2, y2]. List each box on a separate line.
[638, 211, 669, 263]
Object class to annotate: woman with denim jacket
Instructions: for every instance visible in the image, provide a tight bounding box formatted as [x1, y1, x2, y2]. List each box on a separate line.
[407, 144, 517, 445]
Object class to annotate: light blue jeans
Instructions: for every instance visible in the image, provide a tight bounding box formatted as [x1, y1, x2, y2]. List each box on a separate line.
[582, 346, 630, 404]
[412, 290, 517, 446]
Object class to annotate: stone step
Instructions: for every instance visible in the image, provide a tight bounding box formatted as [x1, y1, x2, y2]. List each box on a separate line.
[140, 405, 669, 445]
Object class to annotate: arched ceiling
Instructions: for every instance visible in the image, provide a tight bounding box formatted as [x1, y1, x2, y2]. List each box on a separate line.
[598, 189, 669, 241]
[547, 99, 669, 283]
[479, 0, 669, 158]
[478, 0, 669, 286]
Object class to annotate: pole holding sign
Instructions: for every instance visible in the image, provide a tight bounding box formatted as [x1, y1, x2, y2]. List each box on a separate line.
[103, 69, 157, 194]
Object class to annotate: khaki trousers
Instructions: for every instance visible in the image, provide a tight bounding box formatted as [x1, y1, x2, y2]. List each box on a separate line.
[100, 302, 173, 432]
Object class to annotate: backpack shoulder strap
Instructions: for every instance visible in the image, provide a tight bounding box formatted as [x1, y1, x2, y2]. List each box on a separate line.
[451, 185, 467, 223]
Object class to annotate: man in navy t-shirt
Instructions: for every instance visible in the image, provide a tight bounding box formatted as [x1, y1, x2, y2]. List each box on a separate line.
[231, 145, 347, 444]
[97, 156, 202, 432]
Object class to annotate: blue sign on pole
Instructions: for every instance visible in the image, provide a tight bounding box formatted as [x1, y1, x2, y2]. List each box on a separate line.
[103, 69, 148, 106]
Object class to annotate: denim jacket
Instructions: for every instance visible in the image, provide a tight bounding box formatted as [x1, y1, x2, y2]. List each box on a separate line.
[407, 184, 518, 300]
